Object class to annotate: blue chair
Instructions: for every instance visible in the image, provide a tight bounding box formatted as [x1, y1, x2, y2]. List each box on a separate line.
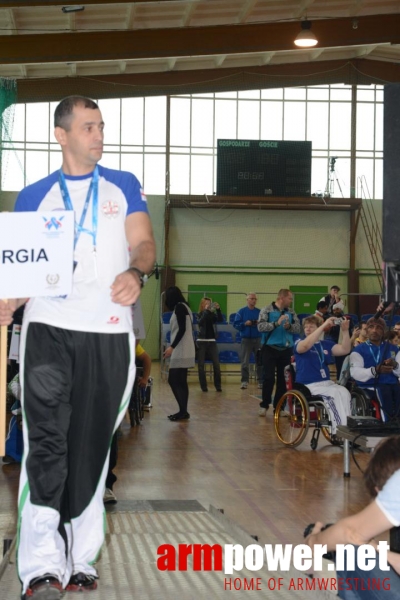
[192, 313, 198, 325]
[162, 312, 172, 323]
[219, 351, 240, 363]
[216, 331, 234, 343]
[297, 313, 312, 323]
[220, 313, 228, 324]
[235, 332, 241, 343]
[229, 313, 237, 324]
[166, 331, 171, 343]
[385, 314, 400, 326]
[345, 313, 359, 323]
[249, 352, 255, 364]
[361, 314, 375, 321]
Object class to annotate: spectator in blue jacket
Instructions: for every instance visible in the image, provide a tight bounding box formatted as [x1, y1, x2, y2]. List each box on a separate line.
[257, 289, 301, 415]
[233, 293, 262, 390]
[350, 317, 400, 421]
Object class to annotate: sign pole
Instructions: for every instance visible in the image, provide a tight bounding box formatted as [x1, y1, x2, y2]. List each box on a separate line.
[0, 300, 8, 457]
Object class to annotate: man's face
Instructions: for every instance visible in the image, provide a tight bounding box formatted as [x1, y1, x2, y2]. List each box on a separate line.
[333, 308, 342, 317]
[367, 323, 384, 343]
[330, 287, 339, 297]
[281, 293, 293, 309]
[319, 306, 328, 314]
[247, 295, 257, 308]
[56, 104, 104, 169]
[394, 324, 400, 334]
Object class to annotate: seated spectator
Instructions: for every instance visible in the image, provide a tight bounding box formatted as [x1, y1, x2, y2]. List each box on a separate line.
[197, 297, 223, 392]
[350, 317, 400, 421]
[294, 315, 352, 435]
[387, 329, 400, 347]
[306, 435, 400, 599]
[353, 320, 368, 347]
[315, 300, 329, 321]
[320, 285, 341, 315]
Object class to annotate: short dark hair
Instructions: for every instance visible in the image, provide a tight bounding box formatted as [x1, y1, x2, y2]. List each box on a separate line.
[317, 301, 328, 310]
[387, 330, 399, 342]
[364, 436, 400, 497]
[330, 285, 340, 291]
[165, 286, 188, 311]
[54, 96, 99, 130]
[277, 289, 291, 298]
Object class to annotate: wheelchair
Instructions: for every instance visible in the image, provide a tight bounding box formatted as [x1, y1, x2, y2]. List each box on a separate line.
[128, 367, 153, 427]
[274, 363, 367, 450]
[345, 379, 382, 421]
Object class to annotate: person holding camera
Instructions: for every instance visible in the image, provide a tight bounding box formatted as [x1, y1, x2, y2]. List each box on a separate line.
[233, 293, 262, 389]
[324, 301, 354, 378]
[294, 315, 352, 435]
[321, 285, 342, 315]
[257, 289, 301, 415]
[305, 436, 400, 598]
[350, 317, 400, 421]
[197, 297, 223, 392]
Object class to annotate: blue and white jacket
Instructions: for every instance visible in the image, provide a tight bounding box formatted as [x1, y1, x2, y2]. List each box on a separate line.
[257, 302, 301, 349]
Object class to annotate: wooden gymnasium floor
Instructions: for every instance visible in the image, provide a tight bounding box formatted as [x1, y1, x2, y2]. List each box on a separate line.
[0, 363, 373, 552]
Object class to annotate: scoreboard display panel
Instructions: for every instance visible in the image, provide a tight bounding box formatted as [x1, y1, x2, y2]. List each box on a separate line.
[216, 139, 312, 197]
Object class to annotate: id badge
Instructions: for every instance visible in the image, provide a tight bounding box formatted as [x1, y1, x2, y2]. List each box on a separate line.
[320, 369, 327, 378]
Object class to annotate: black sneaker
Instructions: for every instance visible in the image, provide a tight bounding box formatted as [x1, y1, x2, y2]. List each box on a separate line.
[22, 574, 62, 599]
[66, 572, 98, 592]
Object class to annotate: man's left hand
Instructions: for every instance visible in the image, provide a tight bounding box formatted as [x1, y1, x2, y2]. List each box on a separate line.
[110, 269, 142, 305]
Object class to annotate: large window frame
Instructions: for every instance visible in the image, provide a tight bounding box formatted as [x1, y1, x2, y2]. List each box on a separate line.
[1, 84, 383, 200]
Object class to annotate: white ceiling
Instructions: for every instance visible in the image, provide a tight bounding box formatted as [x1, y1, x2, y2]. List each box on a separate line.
[0, 0, 400, 80]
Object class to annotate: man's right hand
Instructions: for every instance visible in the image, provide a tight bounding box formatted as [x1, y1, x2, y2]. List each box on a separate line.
[376, 363, 394, 374]
[0, 299, 17, 326]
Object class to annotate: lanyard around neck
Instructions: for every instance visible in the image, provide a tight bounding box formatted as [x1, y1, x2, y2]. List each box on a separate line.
[59, 166, 99, 250]
[367, 341, 382, 365]
[314, 342, 326, 368]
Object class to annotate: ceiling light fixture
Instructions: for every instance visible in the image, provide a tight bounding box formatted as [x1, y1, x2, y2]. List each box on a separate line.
[294, 20, 318, 48]
[62, 5, 85, 13]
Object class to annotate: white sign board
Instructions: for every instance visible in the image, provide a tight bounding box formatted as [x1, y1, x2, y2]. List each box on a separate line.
[8, 324, 21, 361]
[0, 211, 74, 299]
[131, 298, 146, 339]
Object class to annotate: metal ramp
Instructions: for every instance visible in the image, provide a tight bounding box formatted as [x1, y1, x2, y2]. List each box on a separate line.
[0, 500, 335, 599]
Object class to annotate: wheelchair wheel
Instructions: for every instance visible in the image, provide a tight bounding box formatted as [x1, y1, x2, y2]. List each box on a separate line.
[138, 387, 145, 421]
[128, 381, 142, 427]
[314, 404, 334, 444]
[350, 391, 367, 417]
[274, 390, 310, 447]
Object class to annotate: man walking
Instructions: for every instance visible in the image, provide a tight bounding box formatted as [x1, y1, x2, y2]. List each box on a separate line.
[0, 95, 156, 600]
[233, 293, 262, 389]
[257, 289, 301, 415]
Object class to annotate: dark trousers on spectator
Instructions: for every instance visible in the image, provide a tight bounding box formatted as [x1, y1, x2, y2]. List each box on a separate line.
[197, 341, 221, 391]
[168, 368, 189, 414]
[260, 345, 292, 409]
[376, 384, 400, 421]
